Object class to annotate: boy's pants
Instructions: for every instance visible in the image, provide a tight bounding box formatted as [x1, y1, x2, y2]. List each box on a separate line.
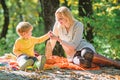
[17, 54, 38, 70]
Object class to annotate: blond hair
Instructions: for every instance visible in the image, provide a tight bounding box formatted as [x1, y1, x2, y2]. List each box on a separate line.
[55, 6, 75, 26]
[16, 22, 33, 36]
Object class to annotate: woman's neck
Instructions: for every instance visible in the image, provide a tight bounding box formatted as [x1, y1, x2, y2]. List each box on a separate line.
[65, 20, 75, 32]
[64, 25, 70, 33]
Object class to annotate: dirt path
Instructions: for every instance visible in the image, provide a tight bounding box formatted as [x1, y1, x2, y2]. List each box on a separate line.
[0, 67, 120, 80]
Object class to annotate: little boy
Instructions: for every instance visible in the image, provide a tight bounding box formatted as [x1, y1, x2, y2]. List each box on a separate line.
[13, 21, 51, 70]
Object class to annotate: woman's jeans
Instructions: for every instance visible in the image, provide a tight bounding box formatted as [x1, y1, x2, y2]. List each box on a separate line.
[73, 47, 94, 68]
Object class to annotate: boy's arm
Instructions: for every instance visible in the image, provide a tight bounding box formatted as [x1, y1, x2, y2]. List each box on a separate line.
[36, 32, 50, 43]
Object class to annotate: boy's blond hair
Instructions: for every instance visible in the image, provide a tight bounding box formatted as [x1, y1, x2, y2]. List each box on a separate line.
[16, 22, 33, 36]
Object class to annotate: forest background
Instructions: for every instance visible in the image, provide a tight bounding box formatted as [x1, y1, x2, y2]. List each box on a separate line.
[0, 0, 120, 60]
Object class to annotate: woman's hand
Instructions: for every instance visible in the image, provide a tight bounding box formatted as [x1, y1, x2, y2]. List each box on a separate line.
[49, 32, 62, 43]
[47, 31, 53, 37]
[50, 33, 58, 41]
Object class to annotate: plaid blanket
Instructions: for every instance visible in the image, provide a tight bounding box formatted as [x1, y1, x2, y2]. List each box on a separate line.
[0, 53, 100, 71]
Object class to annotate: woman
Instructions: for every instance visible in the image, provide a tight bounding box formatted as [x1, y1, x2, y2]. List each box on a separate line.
[49, 6, 120, 68]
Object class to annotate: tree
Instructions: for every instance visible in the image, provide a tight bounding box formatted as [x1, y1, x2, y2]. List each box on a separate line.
[39, 0, 59, 33]
[16, 0, 24, 21]
[60, 0, 71, 8]
[39, 0, 65, 57]
[0, 0, 9, 38]
[78, 0, 94, 43]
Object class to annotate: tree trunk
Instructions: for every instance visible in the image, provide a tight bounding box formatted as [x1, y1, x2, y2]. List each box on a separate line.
[118, 0, 120, 3]
[39, 0, 59, 33]
[78, 0, 94, 43]
[78, 0, 93, 17]
[39, 0, 65, 57]
[60, 0, 71, 8]
[0, 0, 9, 38]
[17, 0, 24, 21]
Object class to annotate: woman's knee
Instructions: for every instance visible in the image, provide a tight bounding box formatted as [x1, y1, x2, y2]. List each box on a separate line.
[81, 48, 94, 62]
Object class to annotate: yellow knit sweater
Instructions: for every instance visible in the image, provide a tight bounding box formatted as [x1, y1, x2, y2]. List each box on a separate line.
[13, 34, 49, 57]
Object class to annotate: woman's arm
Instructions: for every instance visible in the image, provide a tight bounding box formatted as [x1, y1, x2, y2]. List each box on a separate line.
[50, 35, 75, 50]
[69, 22, 83, 49]
[56, 22, 84, 51]
[50, 22, 59, 50]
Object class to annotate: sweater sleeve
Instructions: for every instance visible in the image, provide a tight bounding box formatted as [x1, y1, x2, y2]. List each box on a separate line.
[35, 33, 49, 44]
[70, 22, 83, 49]
[13, 40, 23, 57]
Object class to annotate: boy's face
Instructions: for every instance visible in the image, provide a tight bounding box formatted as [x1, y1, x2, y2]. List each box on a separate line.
[21, 28, 32, 39]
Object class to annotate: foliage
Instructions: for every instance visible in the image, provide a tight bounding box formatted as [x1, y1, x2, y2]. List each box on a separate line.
[0, 30, 17, 55]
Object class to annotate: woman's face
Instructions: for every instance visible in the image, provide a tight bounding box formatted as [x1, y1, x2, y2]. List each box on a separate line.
[56, 14, 67, 25]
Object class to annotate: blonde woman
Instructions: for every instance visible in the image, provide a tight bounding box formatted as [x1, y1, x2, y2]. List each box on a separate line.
[50, 6, 120, 68]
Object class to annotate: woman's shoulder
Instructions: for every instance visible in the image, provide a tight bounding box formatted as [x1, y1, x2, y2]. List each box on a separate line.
[55, 21, 60, 26]
[75, 20, 83, 27]
[54, 21, 62, 29]
[74, 20, 83, 29]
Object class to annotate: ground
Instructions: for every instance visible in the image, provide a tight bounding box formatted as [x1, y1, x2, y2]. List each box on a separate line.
[0, 67, 120, 80]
